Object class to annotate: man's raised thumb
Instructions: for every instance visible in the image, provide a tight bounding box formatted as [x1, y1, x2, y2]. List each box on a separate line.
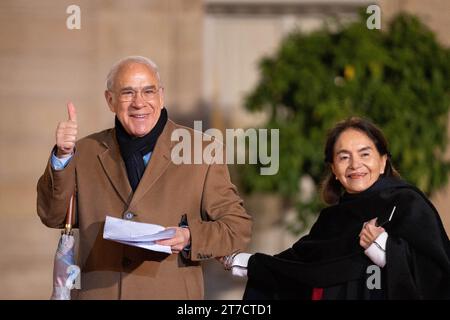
[67, 101, 77, 122]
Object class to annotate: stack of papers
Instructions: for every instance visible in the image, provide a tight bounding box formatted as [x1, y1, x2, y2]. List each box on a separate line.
[103, 216, 176, 254]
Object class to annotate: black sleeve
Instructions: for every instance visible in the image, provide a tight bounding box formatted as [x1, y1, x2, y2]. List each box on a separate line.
[385, 189, 450, 299]
[244, 253, 314, 300]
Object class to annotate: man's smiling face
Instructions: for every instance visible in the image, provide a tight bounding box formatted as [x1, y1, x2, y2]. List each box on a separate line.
[105, 62, 164, 137]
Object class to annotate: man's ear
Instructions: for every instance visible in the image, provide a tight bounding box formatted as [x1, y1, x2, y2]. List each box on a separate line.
[159, 87, 165, 109]
[105, 90, 115, 113]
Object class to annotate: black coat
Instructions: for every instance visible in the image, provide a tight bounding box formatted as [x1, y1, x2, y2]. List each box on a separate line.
[244, 177, 450, 300]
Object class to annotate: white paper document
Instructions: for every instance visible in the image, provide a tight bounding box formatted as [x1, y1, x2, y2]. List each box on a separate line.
[103, 216, 175, 254]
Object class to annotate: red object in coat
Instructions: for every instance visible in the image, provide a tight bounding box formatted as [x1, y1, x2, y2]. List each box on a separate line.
[311, 288, 323, 300]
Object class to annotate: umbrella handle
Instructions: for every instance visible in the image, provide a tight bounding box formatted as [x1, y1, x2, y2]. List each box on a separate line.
[64, 194, 75, 234]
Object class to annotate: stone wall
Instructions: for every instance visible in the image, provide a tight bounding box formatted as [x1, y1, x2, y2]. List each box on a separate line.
[0, 0, 448, 299]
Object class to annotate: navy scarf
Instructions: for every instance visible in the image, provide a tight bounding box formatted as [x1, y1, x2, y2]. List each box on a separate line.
[115, 108, 168, 191]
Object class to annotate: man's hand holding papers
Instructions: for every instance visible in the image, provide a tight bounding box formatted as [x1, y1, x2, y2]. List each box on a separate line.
[103, 216, 176, 254]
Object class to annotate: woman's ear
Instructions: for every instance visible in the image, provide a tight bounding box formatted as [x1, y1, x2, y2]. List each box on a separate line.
[380, 154, 388, 174]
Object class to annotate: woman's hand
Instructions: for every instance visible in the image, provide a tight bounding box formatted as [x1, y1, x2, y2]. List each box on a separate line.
[219, 252, 252, 277]
[359, 218, 385, 249]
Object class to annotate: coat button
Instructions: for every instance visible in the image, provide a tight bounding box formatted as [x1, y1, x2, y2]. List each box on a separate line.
[123, 212, 135, 220]
[122, 257, 132, 267]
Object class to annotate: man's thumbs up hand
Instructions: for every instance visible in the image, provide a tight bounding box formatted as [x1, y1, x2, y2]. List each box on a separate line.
[67, 101, 77, 122]
[56, 102, 78, 157]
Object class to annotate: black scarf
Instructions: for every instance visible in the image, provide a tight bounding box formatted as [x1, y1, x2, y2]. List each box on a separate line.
[115, 108, 168, 191]
[339, 176, 407, 204]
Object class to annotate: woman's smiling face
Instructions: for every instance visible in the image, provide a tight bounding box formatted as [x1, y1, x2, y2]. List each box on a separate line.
[331, 128, 387, 194]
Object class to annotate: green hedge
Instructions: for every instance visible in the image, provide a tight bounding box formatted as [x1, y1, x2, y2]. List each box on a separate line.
[240, 13, 450, 232]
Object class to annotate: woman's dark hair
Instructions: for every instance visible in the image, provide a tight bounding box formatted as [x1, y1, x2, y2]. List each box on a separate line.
[321, 117, 400, 205]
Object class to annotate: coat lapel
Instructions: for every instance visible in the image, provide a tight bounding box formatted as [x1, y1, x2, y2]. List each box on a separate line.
[97, 129, 133, 205]
[129, 120, 177, 208]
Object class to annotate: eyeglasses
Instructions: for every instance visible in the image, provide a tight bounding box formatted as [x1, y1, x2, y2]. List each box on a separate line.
[113, 86, 162, 102]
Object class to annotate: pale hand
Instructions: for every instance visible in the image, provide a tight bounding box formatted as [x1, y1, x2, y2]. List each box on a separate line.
[359, 218, 385, 250]
[156, 227, 191, 254]
[56, 102, 78, 157]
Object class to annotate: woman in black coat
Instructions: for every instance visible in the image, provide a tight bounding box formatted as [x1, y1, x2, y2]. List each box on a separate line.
[227, 117, 450, 299]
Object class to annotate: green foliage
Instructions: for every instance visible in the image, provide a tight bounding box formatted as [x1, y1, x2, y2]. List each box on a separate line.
[241, 13, 450, 233]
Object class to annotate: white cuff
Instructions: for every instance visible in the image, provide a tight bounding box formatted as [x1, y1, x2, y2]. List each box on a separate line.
[231, 253, 252, 277]
[364, 231, 388, 268]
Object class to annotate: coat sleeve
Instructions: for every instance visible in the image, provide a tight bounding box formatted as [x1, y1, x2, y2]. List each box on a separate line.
[244, 253, 319, 300]
[385, 189, 450, 299]
[36, 147, 77, 228]
[187, 162, 252, 261]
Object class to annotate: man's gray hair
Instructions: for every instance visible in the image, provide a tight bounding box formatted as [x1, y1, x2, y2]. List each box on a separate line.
[106, 55, 161, 90]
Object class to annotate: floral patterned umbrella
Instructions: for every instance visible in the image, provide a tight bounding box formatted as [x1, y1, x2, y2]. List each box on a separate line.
[50, 195, 80, 300]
